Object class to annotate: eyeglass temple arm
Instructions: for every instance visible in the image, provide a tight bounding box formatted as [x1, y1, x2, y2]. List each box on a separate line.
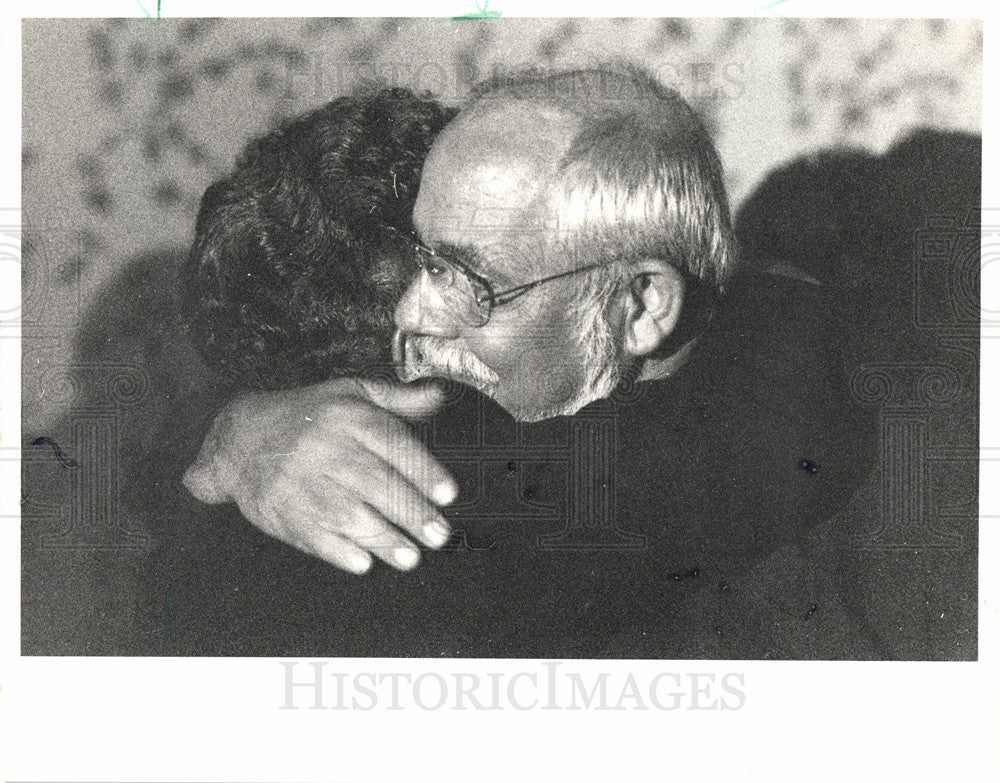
[480, 263, 606, 305]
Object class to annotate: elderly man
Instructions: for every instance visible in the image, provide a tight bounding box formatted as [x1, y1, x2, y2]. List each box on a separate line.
[391, 69, 733, 423]
[180, 67, 878, 657]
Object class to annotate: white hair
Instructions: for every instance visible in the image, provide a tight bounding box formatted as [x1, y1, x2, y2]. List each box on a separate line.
[467, 65, 738, 292]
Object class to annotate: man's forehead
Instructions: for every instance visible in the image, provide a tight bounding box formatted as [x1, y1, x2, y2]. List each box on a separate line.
[414, 102, 578, 236]
[439, 100, 578, 163]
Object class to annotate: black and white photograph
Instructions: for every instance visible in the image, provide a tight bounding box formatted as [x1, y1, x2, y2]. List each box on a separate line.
[3, 4, 997, 782]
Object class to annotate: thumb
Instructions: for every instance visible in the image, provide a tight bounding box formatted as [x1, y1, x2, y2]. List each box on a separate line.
[356, 379, 446, 420]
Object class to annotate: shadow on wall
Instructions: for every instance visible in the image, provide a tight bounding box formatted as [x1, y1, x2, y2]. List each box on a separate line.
[21, 248, 227, 654]
[21, 129, 981, 658]
[735, 128, 981, 660]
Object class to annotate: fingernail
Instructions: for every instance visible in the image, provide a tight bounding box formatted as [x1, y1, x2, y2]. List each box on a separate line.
[433, 482, 457, 506]
[423, 520, 451, 547]
[349, 551, 373, 574]
[394, 547, 419, 570]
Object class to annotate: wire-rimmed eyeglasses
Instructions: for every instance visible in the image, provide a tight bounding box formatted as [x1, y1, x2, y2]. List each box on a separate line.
[384, 226, 605, 327]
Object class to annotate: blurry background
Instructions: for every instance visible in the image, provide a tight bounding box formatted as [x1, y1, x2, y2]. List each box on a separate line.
[22, 17, 982, 432]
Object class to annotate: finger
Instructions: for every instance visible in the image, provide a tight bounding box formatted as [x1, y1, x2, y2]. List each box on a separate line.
[275, 489, 423, 571]
[330, 501, 422, 571]
[318, 458, 453, 550]
[356, 378, 446, 421]
[275, 506, 374, 575]
[346, 411, 458, 507]
[306, 532, 376, 575]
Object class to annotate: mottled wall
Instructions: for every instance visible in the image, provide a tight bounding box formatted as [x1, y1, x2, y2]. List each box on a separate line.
[21, 17, 982, 431]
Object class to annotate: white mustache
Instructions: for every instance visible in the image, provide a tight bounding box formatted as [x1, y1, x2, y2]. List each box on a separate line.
[393, 331, 499, 390]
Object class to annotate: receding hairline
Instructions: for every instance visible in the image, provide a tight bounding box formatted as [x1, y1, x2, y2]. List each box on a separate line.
[464, 65, 703, 129]
[450, 67, 712, 200]
[454, 66, 737, 290]
[429, 74, 700, 196]
[432, 98, 582, 162]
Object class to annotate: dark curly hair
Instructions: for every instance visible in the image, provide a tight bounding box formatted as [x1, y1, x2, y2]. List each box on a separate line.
[180, 88, 457, 389]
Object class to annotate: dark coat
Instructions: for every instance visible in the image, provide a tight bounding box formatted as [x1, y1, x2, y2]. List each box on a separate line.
[124, 271, 882, 659]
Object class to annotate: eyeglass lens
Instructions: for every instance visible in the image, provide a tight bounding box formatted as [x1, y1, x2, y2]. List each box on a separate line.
[414, 246, 491, 326]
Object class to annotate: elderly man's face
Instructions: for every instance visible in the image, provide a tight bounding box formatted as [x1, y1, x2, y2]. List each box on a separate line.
[393, 103, 623, 421]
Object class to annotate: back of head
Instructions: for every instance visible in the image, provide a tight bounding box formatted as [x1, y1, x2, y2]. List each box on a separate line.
[181, 88, 457, 390]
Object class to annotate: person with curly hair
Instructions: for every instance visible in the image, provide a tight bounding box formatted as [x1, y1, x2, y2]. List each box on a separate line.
[180, 87, 457, 389]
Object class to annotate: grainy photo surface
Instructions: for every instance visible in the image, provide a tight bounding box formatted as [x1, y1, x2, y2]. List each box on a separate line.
[20, 17, 981, 660]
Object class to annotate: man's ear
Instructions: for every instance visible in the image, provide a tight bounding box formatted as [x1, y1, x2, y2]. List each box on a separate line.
[622, 259, 685, 358]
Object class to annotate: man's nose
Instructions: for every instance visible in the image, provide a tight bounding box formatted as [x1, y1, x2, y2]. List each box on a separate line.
[394, 273, 462, 337]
